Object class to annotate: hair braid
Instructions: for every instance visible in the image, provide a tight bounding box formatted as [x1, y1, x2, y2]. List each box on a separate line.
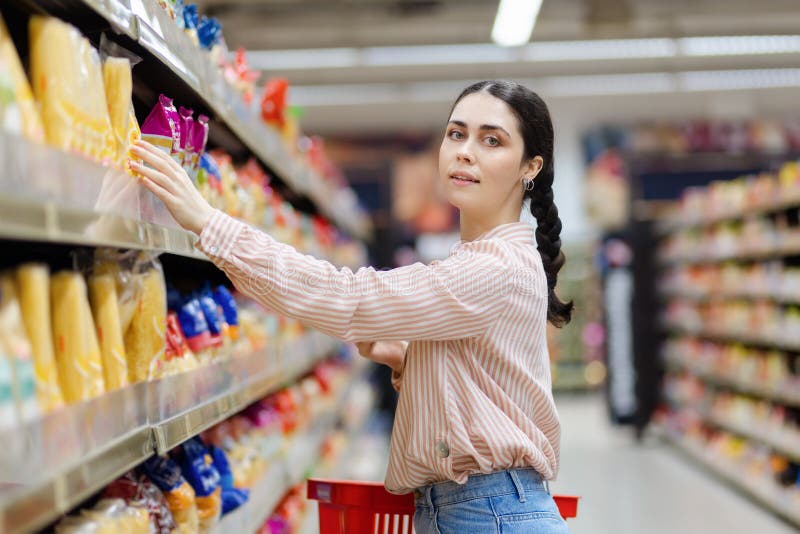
[528, 162, 573, 327]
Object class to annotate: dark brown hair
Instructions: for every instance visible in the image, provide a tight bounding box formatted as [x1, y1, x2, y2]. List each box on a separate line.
[451, 80, 573, 327]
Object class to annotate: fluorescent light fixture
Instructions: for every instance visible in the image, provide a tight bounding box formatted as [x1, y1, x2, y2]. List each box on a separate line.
[491, 0, 544, 47]
[287, 68, 800, 106]
[679, 36, 800, 57]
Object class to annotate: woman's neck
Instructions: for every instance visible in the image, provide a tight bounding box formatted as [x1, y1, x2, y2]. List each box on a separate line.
[459, 210, 519, 242]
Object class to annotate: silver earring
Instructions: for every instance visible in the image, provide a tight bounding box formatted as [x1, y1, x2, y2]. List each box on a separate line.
[523, 178, 534, 191]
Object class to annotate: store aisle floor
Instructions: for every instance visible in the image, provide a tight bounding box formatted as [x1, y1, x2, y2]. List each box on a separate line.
[551, 394, 795, 534]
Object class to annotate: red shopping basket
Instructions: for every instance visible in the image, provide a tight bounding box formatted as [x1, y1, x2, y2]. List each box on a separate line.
[307, 479, 578, 533]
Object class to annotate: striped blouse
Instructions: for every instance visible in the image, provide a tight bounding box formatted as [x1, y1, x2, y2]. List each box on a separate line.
[196, 209, 560, 494]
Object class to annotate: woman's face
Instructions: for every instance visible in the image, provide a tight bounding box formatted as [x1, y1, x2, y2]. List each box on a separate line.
[439, 92, 529, 217]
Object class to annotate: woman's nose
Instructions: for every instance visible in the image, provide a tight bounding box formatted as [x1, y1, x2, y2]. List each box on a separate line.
[456, 149, 475, 164]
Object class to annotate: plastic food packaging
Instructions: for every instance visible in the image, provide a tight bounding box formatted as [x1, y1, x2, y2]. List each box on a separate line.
[178, 106, 194, 168]
[102, 57, 134, 169]
[143, 456, 200, 533]
[103, 470, 178, 534]
[174, 437, 222, 532]
[209, 444, 249, 515]
[50, 271, 105, 403]
[213, 286, 239, 343]
[123, 257, 167, 382]
[0, 275, 40, 422]
[29, 16, 115, 163]
[163, 311, 199, 376]
[141, 94, 181, 161]
[0, 13, 44, 142]
[88, 273, 129, 390]
[16, 264, 64, 411]
[260, 78, 288, 129]
[178, 297, 215, 364]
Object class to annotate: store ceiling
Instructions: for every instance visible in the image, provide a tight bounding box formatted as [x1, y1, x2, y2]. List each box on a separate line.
[195, 0, 800, 134]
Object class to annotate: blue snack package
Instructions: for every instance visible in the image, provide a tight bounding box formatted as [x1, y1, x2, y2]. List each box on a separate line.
[221, 487, 249, 515]
[142, 456, 184, 493]
[174, 437, 220, 498]
[198, 290, 223, 336]
[208, 445, 233, 490]
[197, 16, 222, 50]
[213, 286, 238, 327]
[178, 298, 212, 353]
[183, 4, 199, 31]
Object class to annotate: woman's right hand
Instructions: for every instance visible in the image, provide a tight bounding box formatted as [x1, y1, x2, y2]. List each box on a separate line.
[355, 341, 407, 374]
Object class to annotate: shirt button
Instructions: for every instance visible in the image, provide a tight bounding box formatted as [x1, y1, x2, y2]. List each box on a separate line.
[209, 245, 217, 253]
[436, 440, 450, 458]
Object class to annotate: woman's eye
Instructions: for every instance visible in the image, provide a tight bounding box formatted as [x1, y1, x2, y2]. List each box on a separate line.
[485, 136, 499, 146]
[448, 130, 464, 140]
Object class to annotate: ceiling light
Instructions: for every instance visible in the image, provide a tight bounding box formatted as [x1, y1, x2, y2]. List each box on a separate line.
[491, 0, 544, 47]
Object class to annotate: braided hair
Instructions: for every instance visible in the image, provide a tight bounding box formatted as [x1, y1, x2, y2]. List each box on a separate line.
[451, 81, 574, 327]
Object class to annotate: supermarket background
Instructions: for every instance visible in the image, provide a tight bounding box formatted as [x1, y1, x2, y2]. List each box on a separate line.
[2, 0, 800, 532]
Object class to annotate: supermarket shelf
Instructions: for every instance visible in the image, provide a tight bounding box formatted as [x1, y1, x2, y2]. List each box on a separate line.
[657, 194, 800, 235]
[659, 288, 800, 305]
[0, 332, 340, 534]
[663, 430, 800, 529]
[659, 241, 800, 266]
[705, 412, 800, 464]
[665, 357, 800, 408]
[663, 322, 800, 353]
[16, 0, 370, 240]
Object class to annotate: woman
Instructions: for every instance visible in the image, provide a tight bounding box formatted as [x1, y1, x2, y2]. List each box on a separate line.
[132, 80, 572, 533]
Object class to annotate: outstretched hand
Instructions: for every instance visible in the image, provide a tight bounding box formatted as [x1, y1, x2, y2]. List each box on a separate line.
[130, 140, 214, 235]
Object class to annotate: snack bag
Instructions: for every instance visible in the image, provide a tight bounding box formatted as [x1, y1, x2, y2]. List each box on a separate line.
[88, 273, 129, 390]
[174, 436, 222, 532]
[0, 13, 44, 141]
[197, 288, 224, 351]
[102, 57, 134, 169]
[0, 275, 40, 422]
[197, 152, 223, 209]
[16, 264, 64, 411]
[178, 106, 193, 168]
[213, 286, 239, 343]
[208, 444, 249, 515]
[143, 456, 200, 533]
[50, 271, 105, 403]
[178, 297, 215, 364]
[141, 94, 181, 161]
[103, 470, 178, 534]
[123, 256, 167, 382]
[161, 311, 199, 376]
[260, 78, 288, 129]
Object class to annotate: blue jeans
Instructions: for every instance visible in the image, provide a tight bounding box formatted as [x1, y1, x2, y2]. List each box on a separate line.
[413, 468, 570, 534]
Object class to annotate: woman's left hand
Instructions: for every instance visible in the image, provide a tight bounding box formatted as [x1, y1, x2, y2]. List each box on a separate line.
[130, 140, 214, 235]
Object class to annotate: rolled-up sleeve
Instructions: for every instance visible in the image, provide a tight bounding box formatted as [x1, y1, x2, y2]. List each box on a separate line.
[196, 209, 520, 343]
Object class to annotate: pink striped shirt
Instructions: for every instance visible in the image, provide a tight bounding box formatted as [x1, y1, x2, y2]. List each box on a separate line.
[196, 209, 560, 494]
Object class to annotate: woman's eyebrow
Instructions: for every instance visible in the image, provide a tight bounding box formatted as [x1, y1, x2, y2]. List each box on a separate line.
[447, 120, 510, 137]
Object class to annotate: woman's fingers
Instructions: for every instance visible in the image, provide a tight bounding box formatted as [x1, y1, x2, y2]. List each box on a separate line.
[140, 175, 176, 205]
[130, 161, 175, 193]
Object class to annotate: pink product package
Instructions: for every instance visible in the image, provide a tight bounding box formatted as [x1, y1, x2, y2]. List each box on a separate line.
[141, 94, 181, 157]
[193, 115, 210, 169]
[179, 106, 194, 168]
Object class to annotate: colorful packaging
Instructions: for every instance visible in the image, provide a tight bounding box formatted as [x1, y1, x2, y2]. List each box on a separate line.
[141, 94, 181, 159]
[174, 437, 222, 531]
[88, 274, 129, 391]
[260, 78, 288, 129]
[197, 152, 223, 209]
[213, 286, 239, 341]
[0, 275, 40, 422]
[209, 445, 249, 515]
[16, 264, 64, 411]
[103, 471, 178, 534]
[178, 106, 194, 168]
[0, 14, 44, 142]
[197, 16, 222, 50]
[178, 298, 214, 361]
[182, 4, 200, 45]
[162, 311, 198, 376]
[194, 115, 209, 167]
[197, 289, 224, 345]
[102, 57, 134, 169]
[143, 456, 200, 533]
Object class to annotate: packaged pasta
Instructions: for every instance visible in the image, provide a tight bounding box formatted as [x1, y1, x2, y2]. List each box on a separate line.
[103, 470, 178, 534]
[0, 13, 44, 141]
[178, 106, 194, 170]
[174, 437, 222, 532]
[88, 274, 129, 391]
[50, 271, 104, 403]
[0, 275, 40, 422]
[123, 258, 167, 382]
[143, 456, 200, 533]
[162, 312, 198, 376]
[16, 264, 64, 411]
[93, 250, 143, 335]
[213, 286, 239, 343]
[102, 57, 133, 168]
[141, 94, 181, 162]
[178, 297, 215, 364]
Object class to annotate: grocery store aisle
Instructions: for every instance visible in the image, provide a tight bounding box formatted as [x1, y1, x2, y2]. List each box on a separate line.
[551, 394, 795, 534]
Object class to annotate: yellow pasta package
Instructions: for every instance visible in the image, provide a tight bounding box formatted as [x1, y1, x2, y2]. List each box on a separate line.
[102, 57, 133, 169]
[81, 284, 106, 399]
[51, 271, 98, 403]
[15, 264, 64, 411]
[0, 14, 44, 142]
[123, 263, 167, 382]
[88, 274, 129, 391]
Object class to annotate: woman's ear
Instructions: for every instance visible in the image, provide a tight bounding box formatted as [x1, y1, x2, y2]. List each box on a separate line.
[521, 156, 544, 182]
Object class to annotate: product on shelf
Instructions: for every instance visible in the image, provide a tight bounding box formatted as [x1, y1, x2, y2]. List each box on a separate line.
[102, 56, 140, 171]
[123, 257, 167, 382]
[55, 498, 149, 534]
[29, 16, 115, 164]
[88, 273, 129, 391]
[104, 470, 179, 533]
[50, 270, 105, 403]
[16, 263, 64, 411]
[0, 13, 44, 142]
[141, 94, 181, 162]
[173, 436, 222, 531]
[142, 455, 200, 533]
[0, 274, 40, 423]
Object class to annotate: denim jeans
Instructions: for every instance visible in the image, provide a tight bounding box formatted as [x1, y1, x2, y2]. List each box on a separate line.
[413, 468, 570, 534]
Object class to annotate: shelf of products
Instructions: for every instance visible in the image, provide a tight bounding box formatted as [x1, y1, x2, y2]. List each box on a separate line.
[661, 425, 800, 528]
[663, 339, 800, 408]
[0, 332, 339, 534]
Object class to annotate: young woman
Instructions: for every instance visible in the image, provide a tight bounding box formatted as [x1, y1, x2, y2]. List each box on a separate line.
[132, 80, 573, 533]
